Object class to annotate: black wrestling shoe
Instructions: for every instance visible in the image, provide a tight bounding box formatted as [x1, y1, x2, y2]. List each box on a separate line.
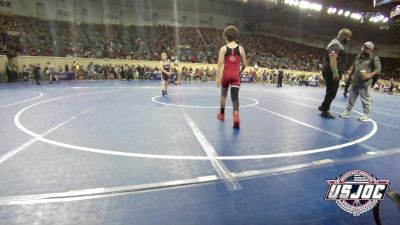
[320, 111, 336, 119]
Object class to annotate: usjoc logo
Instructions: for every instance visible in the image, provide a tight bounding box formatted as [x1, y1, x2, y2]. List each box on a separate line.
[325, 170, 390, 216]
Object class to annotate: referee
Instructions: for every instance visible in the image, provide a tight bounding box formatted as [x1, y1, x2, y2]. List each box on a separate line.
[318, 28, 352, 119]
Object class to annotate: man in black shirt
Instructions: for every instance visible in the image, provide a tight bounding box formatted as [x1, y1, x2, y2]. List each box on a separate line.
[277, 66, 284, 87]
[319, 28, 352, 119]
[137, 65, 144, 80]
[6, 63, 12, 82]
[33, 64, 41, 85]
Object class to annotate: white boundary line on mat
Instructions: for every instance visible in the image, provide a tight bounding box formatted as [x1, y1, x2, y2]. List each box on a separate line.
[1, 147, 399, 206]
[0, 106, 94, 164]
[0, 91, 43, 108]
[13, 90, 378, 161]
[151, 94, 258, 109]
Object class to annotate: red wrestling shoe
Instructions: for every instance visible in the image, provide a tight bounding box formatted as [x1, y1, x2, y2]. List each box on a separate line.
[217, 113, 225, 121]
[233, 111, 240, 129]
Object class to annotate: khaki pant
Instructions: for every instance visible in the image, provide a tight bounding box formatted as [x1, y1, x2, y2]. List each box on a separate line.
[346, 85, 371, 115]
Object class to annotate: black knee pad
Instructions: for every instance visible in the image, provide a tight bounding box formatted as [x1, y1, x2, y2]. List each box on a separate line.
[230, 87, 239, 111]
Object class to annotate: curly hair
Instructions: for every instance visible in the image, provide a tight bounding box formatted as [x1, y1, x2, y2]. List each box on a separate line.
[223, 25, 239, 42]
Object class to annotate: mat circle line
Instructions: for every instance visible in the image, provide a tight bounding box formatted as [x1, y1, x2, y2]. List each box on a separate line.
[151, 94, 259, 109]
[0, 91, 44, 108]
[14, 90, 378, 161]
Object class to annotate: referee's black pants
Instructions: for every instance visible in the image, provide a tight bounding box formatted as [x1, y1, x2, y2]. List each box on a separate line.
[277, 76, 283, 87]
[34, 73, 40, 84]
[320, 71, 342, 112]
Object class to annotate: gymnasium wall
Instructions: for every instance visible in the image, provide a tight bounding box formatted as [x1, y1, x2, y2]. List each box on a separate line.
[0, 55, 7, 72]
[3, 56, 399, 86]
[4, 55, 319, 76]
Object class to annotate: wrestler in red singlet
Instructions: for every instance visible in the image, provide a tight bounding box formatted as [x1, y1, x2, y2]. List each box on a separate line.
[216, 26, 247, 129]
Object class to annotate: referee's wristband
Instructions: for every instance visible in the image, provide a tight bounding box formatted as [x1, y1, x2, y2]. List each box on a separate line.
[332, 68, 339, 78]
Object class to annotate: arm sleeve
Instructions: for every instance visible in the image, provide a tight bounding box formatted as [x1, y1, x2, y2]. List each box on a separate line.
[328, 44, 341, 57]
[373, 56, 382, 74]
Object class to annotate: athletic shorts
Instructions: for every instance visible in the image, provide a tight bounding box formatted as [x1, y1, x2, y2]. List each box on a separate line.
[221, 72, 240, 89]
[162, 73, 170, 81]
